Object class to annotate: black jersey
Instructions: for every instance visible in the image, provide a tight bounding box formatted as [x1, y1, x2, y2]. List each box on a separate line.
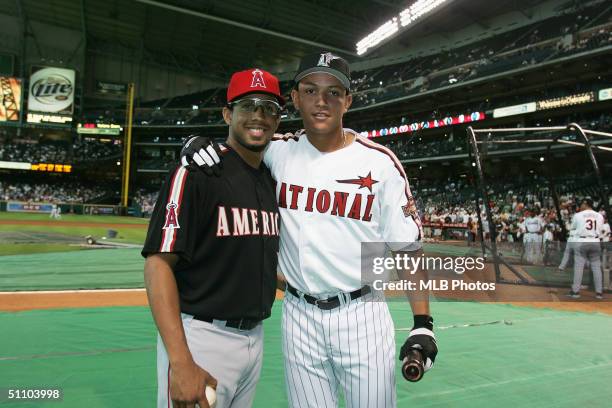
[142, 148, 280, 320]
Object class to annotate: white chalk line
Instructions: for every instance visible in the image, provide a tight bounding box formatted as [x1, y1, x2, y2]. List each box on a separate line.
[0, 288, 146, 295]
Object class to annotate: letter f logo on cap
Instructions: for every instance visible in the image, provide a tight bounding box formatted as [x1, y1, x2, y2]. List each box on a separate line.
[251, 69, 266, 88]
[317, 52, 340, 67]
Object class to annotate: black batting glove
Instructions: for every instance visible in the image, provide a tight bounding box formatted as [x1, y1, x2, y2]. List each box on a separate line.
[180, 135, 223, 176]
[399, 315, 438, 372]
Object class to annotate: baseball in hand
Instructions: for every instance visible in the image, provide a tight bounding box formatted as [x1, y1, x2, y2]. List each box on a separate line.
[205, 385, 217, 408]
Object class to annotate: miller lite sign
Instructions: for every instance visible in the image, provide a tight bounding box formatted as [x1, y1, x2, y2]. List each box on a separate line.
[27, 66, 75, 123]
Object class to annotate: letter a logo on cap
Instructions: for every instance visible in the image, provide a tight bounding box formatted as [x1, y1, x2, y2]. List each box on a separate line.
[317, 52, 340, 67]
[251, 69, 266, 88]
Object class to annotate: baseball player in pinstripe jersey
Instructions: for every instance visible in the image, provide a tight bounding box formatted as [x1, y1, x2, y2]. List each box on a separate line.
[181, 52, 438, 407]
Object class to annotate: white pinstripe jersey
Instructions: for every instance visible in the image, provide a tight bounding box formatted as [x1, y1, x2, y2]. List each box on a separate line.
[265, 129, 422, 295]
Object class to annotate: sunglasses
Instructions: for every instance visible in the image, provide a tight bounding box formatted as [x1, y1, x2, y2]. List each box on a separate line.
[229, 97, 283, 117]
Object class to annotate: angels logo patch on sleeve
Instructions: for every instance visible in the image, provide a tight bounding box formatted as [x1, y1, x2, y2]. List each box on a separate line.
[163, 202, 180, 230]
[402, 195, 418, 218]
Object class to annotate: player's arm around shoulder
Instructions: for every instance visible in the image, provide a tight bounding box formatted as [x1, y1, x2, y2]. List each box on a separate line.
[264, 129, 303, 169]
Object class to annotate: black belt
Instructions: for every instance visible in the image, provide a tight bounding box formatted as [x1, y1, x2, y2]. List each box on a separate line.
[193, 316, 261, 331]
[287, 284, 371, 310]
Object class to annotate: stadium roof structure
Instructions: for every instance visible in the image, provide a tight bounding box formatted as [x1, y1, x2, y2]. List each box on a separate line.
[1, 0, 544, 79]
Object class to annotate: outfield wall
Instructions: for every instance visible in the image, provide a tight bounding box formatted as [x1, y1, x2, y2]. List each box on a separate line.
[0, 201, 141, 216]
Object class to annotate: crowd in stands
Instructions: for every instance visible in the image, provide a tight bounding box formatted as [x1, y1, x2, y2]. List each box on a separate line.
[132, 189, 158, 216]
[0, 181, 110, 203]
[72, 139, 122, 161]
[0, 138, 122, 164]
[81, 1, 611, 126]
[414, 174, 610, 244]
[0, 142, 69, 163]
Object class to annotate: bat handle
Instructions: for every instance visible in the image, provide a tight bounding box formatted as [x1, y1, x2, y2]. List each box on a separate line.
[402, 349, 424, 382]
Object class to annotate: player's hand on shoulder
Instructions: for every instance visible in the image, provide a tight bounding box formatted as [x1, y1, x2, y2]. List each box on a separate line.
[180, 134, 223, 176]
[400, 315, 437, 372]
[274, 132, 293, 138]
[169, 359, 217, 408]
[273, 130, 302, 139]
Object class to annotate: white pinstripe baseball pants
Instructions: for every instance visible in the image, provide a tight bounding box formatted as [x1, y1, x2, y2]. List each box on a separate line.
[282, 290, 396, 408]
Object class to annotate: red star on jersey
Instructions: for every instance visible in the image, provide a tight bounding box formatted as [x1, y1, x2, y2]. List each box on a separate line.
[336, 172, 379, 193]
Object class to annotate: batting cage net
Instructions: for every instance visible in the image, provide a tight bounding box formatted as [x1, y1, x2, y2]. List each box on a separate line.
[465, 123, 612, 293]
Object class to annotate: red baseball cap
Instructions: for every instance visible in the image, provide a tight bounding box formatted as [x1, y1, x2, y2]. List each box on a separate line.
[227, 68, 285, 106]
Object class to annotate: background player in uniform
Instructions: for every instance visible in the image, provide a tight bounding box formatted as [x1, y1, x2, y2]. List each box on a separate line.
[180, 52, 438, 407]
[566, 198, 605, 299]
[520, 209, 545, 264]
[558, 229, 578, 271]
[142, 68, 284, 408]
[601, 215, 611, 243]
[49, 203, 61, 219]
[542, 225, 554, 266]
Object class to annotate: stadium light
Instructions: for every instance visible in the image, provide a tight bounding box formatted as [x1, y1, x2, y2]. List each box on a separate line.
[400, 0, 451, 26]
[355, 0, 452, 55]
[356, 17, 399, 56]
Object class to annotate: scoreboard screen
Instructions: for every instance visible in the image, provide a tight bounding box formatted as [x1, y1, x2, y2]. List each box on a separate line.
[77, 123, 122, 135]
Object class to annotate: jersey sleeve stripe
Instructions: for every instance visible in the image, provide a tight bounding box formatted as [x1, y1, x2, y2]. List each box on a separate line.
[355, 137, 412, 200]
[355, 136, 423, 239]
[160, 166, 188, 252]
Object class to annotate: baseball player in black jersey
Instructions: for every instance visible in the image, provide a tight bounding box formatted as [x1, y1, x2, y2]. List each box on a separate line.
[142, 68, 284, 408]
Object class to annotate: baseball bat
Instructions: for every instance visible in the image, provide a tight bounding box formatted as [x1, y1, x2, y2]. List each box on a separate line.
[401, 349, 424, 382]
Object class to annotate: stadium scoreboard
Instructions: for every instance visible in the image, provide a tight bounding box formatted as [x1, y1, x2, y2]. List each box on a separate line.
[77, 123, 122, 136]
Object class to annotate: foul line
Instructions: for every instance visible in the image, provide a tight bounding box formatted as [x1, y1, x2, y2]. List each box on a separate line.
[396, 314, 583, 331]
[0, 288, 146, 295]
[0, 346, 155, 361]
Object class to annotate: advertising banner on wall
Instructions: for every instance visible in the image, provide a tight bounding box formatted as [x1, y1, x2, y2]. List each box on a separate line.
[26, 66, 75, 124]
[536, 92, 594, 111]
[598, 87, 612, 101]
[362, 111, 485, 138]
[7, 201, 54, 213]
[0, 76, 21, 122]
[77, 123, 122, 135]
[96, 81, 127, 96]
[492, 102, 537, 118]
